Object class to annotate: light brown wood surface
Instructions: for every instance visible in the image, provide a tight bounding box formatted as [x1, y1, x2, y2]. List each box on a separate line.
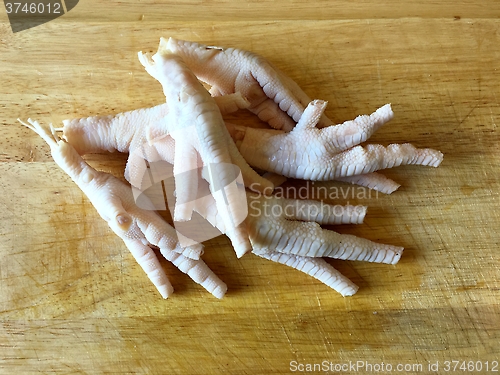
[1, 1, 499, 374]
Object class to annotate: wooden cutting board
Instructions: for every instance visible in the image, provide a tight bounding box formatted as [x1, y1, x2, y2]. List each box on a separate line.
[1, 1, 499, 373]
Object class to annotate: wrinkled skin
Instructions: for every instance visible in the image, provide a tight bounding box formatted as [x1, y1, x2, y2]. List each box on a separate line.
[58, 103, 413, 296]
[246, 194, 403, 296]
[137, 42, 273, 258]
[166, 37, 443, 191]
[165, 37, 322, 132]
[19, 119, 227, 299]
[20, 38, 444, 297]
[234, 101, 443, 183]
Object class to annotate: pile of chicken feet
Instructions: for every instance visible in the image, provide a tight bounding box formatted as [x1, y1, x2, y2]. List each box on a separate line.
[20, 37, 443, 299]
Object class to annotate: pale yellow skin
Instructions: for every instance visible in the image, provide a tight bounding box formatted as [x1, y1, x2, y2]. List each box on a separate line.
[137, 41, 277, 259]
[19, 119, 227, 299]
[236, 101, 443, 182]
[21, 39, 444, 297]
[59, 100, 418, 297]
[165, 37, 322, 132]
[246, 194, 402, 296]
[166, 38, 443, 193]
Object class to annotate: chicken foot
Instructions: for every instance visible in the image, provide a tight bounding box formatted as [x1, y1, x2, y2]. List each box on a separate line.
[165, 37, 321, 132]
[137, 43, 274, 258]
[232, 101, 443, 182]
[61, 101, 419, 195]
[166, 37, 443, 192]
[19, 119, 227, 299]
[185, 185, 402, 296]
[248, 194, 402, 296]
[59, 111, 403, 295]
[229, 192, 402, 296]
[247, 194, 402, 263]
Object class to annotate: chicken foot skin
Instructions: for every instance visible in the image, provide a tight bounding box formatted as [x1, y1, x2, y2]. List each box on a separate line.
[178, 185, 403, 296]
[235, 101, 443, 182]
[167, 37, 443, 192]
[137, 42, 274, 258]
[247, 194, 402, 265]
[60, 112, 404, 295]
[165, 37, 320, 132]
[255, 252, 360, 297]
[250, 193, 403, 296]
[19, 119, 227, 299]
[61, 100, 437, 195]
[60, 101, 256, 253]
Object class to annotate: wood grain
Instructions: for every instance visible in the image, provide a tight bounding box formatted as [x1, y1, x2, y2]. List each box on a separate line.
[1, 2, 499, 374]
